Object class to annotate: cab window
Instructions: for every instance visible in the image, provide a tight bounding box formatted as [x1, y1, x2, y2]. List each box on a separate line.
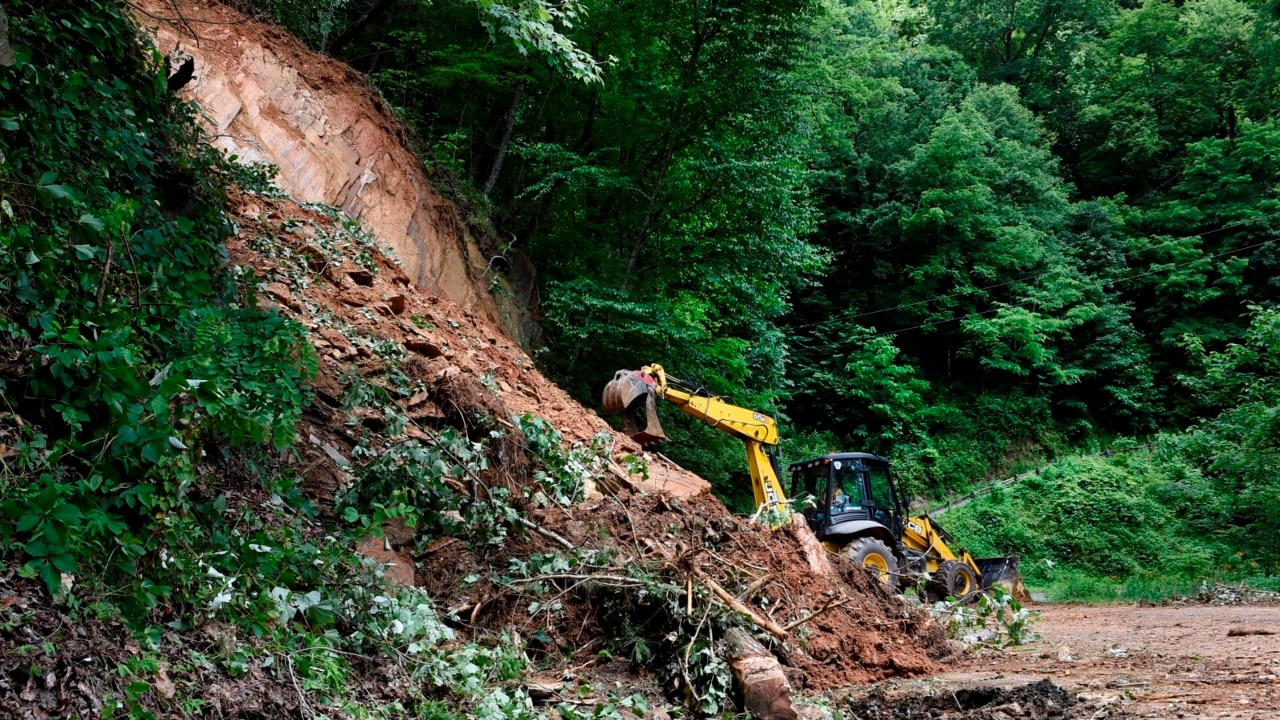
[830, 462, 866, 513]
[865, 463, 896, 524]
[789, 464, 826, 504]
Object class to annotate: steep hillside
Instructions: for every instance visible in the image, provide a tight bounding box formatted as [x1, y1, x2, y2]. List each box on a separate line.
[136, 0, 544, 348]
[133, 0, 708, 500]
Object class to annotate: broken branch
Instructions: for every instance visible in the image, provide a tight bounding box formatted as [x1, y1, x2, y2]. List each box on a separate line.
[784, 597, 852, 632]
[736, 574, 774, 603]
[691, 567, 790, 641]
[516, 516, 574, 550]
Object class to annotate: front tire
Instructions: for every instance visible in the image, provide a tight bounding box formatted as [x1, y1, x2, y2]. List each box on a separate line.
[846, 537, 898, 586]
[935, 560, 978, 600]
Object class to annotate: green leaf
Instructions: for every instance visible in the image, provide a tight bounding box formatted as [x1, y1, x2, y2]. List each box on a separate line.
[0, 117, 18, 131]
[72, 244, 97, 260]
[50, 553, 77, 573]
[16, 514, 41, 533]
[50, 503, 82, 524]
[39, 184, 74, 200]
[78, 214, 105, 232]
[24, 251, 38, 265]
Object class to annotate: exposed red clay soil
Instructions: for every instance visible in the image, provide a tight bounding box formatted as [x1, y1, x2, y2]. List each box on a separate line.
[136, 0, 542, 347]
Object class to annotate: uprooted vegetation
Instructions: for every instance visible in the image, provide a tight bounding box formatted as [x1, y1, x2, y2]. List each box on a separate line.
[0, 4, 972, 717]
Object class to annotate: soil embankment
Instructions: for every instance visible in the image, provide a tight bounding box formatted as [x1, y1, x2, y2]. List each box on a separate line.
[137, 0, 542, 347]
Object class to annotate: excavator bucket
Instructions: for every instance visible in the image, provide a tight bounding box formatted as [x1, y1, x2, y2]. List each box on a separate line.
[976, 555, 1030, 603]
[601, 370, 667, 445]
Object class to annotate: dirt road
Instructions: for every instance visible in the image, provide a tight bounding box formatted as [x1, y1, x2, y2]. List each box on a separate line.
[934, 603, 1280, 718]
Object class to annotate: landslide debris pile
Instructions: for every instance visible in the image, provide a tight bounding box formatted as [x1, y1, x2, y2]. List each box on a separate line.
[226, 185, 954, 695]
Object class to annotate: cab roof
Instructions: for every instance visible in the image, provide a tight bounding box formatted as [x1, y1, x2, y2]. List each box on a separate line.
[787, 452, 888, 471]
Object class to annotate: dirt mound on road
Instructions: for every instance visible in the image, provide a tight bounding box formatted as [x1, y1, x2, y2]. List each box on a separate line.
[424, 491, 953, 691]
[852, 679, 1080, 719]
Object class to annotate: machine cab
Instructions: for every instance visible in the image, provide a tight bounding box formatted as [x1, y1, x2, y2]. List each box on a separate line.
[788, 453, 903, 540]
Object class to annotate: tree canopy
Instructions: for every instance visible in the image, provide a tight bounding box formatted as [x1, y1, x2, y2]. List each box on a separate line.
[248, 0, 1280, 526]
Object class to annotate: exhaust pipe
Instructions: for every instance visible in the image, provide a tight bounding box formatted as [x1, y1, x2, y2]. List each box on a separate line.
[602, 370, 667, 445]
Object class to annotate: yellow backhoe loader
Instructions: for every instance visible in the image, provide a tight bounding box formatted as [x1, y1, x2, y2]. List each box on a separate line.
[603, 364, 1024, 601]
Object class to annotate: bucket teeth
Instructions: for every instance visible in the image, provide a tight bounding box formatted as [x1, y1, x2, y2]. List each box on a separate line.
[602, 370, 667, 445]
[976, 556, 1029, 602]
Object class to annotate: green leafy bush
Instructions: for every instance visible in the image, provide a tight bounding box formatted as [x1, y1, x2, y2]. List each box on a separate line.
[940, 448, 1236, 599]
[0, 0, 313, 608]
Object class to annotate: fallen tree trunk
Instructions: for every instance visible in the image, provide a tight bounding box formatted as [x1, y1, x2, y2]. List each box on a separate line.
[691, 568, 791, 641]
[789, 514, 833, 576]
[724, 627, 798, 720]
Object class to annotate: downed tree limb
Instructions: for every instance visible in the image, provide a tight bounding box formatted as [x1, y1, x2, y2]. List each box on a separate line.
[506, 573, 645, 587]
[690, 568, 791, 641]
[784, 597, 852, 632]
[736, 574, 774, 603]
[789, 514, 833, 576]
[517, 516, 574, 550]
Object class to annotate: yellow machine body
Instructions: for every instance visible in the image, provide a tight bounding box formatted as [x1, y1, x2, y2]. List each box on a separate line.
[602, 364, 1024, 597]
[603, 364, 788, 526]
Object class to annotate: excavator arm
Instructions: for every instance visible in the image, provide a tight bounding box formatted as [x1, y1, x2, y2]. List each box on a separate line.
[603, 365, 790, 525]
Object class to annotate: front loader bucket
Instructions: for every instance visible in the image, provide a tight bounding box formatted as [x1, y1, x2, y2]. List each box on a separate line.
[602, 370, 667, 445]
[976, 556, 1030, 603]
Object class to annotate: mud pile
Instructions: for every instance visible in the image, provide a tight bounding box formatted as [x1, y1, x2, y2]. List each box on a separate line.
[848, 679, 1083, 719]
[223, 189, 955, 690]
[430, 492, 953, 690]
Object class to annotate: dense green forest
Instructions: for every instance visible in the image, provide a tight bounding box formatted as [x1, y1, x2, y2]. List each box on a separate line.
[243, 0, 1280, 586]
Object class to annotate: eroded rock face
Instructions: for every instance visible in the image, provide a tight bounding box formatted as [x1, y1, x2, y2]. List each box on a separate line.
[138, 1, 709, 500]
[136, 0, 539, 346]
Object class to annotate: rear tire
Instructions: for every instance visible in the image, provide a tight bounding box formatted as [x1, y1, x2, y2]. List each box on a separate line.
[846, 538, 898, 586]
[935, 560, 978, 600]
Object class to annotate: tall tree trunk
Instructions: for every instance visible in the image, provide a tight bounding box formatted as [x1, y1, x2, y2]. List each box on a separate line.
[328, 0, 397, 58]
[483, 82, 525, 196]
